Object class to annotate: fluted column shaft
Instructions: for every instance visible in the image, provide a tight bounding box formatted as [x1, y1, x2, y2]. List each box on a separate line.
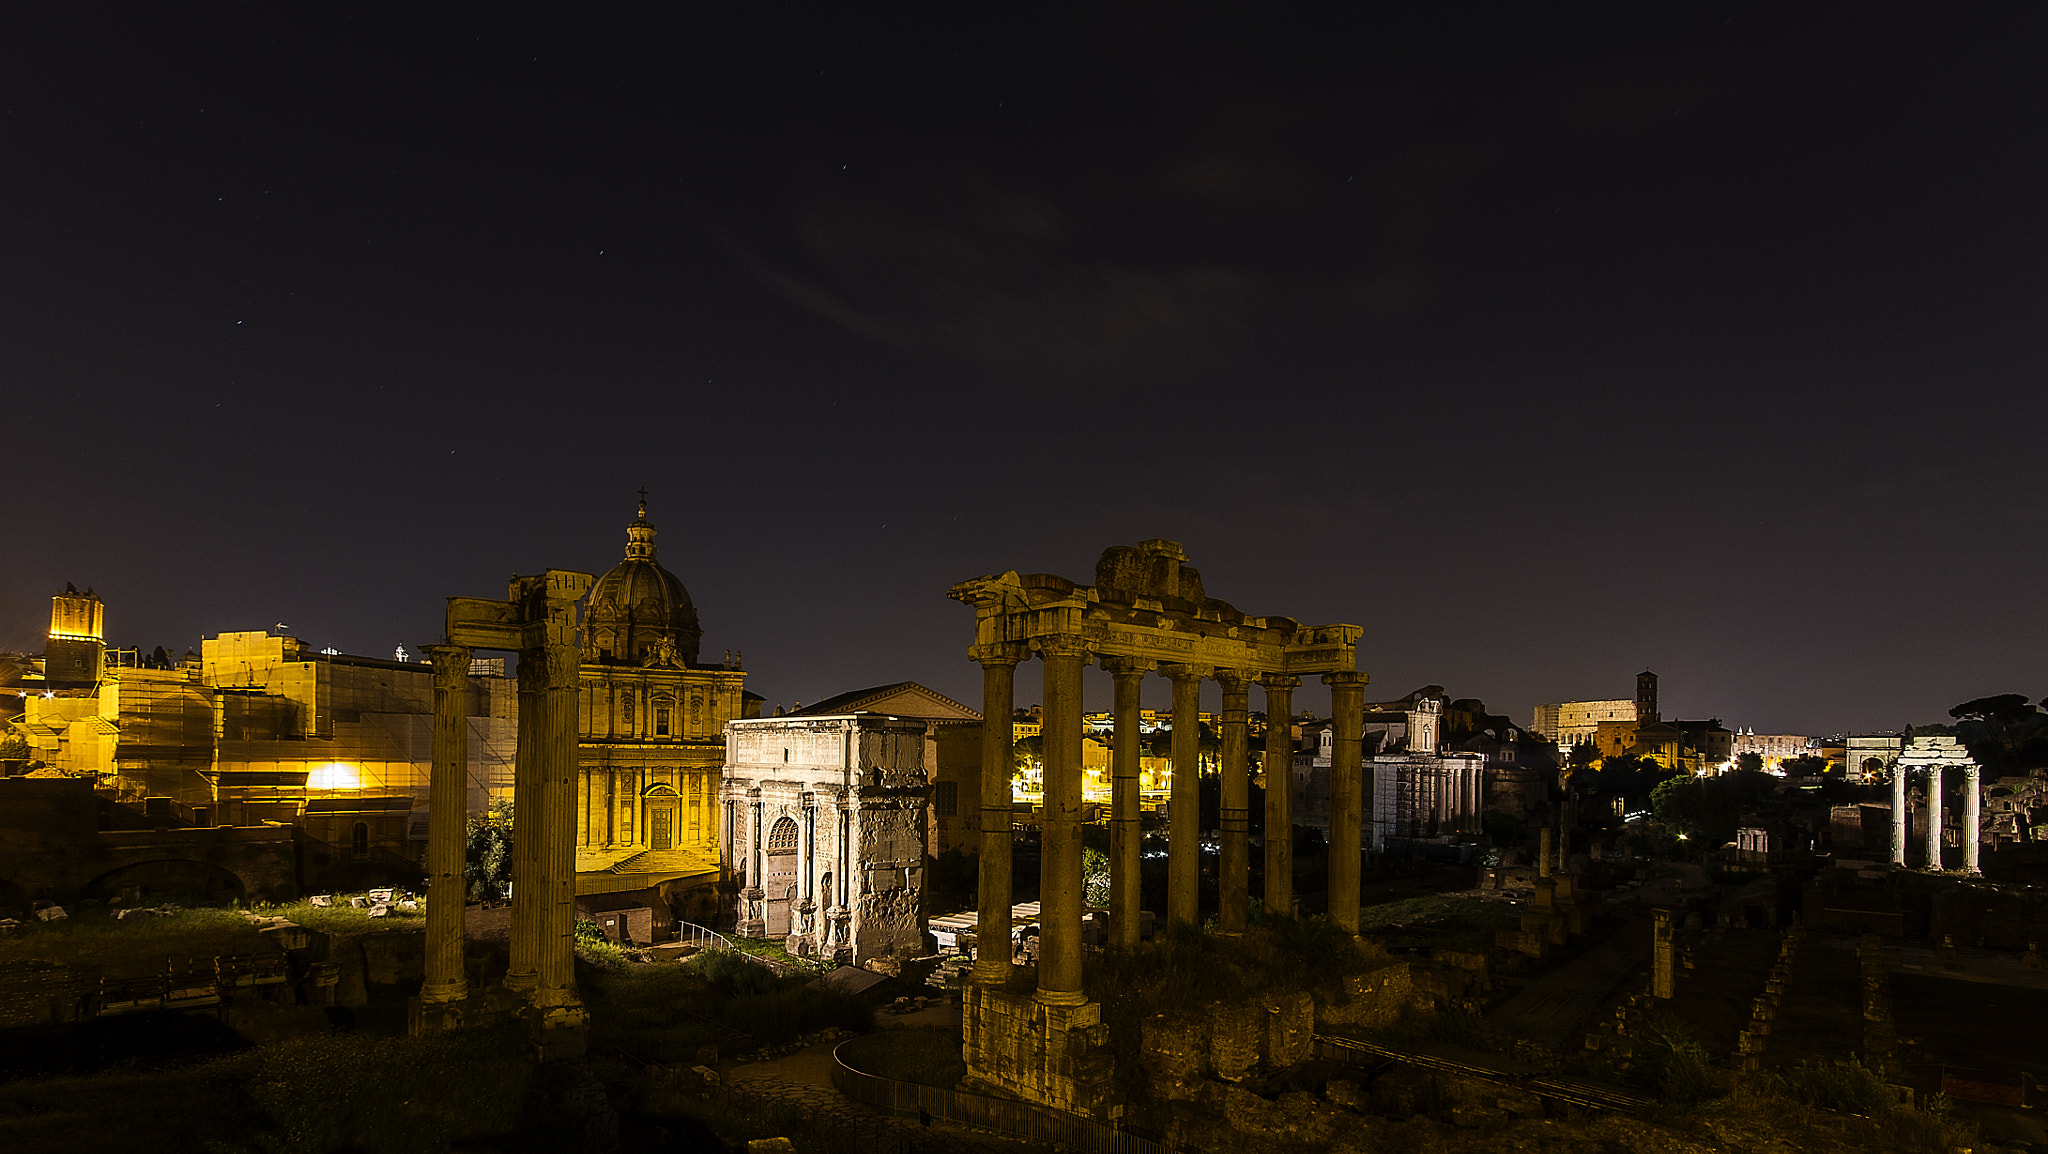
[972, 649, 1022, 984]
[1325, 672, 1367, 934]
[1261, 678, 1298, 919]
[506, 640, 545, 996]
[1165, 664, 1208, 928]
[1036, 636, 1088, 1006]
[535, 588, 584, 1022]
[1891, 763, 1908, 867]
[1925, 767, 1944, 870]
[1962, 765, 1981, 874]
[421, 644, 471, 1011]
[1216, 672, 1252, 935]
[1103, 657, 1148, 949]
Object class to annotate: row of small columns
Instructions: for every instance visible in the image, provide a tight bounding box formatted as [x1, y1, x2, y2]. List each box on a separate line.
[970, 639, 1369, 1005]
[1890, 762, 1982, 873]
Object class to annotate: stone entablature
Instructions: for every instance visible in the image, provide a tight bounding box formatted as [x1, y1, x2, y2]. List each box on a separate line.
[720, 714, 930, 965]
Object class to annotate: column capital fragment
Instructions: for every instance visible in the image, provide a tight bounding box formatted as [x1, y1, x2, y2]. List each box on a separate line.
[1035, 634, 1090, 661]
[1097, 654, 1152, 679]
[1258, 673, 1302, 691]
[1159, 662, 1215, 683]
[969, 642, 1029, 668]
[1322, 670, 1369, 689]
[1213, 668, 1255, 692]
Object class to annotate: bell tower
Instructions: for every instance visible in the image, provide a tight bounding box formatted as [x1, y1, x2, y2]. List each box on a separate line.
[46, 584, 106, 688]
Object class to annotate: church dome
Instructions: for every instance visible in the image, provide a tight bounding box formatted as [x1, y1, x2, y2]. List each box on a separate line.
[585, 499, 702, 665]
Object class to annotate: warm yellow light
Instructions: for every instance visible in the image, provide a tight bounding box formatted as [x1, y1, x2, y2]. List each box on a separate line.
[307, 763, 360, 790]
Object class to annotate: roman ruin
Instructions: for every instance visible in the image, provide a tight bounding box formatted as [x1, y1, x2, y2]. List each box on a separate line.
[948, 539, 1363, 1114]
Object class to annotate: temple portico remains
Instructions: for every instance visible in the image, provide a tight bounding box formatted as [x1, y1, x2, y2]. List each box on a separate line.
[1890, 734, 1982, 874]
[948, 539, 1362, 1116]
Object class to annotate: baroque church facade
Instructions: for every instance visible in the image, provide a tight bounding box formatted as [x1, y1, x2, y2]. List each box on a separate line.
[573, 500, 759, 918]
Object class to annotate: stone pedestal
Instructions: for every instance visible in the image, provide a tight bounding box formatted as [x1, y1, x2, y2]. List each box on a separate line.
[963, 982, 1116, 1117]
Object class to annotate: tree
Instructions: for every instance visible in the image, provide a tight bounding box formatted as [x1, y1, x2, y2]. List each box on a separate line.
[1949, 694, 2048, 773]
[1735, 751, 1764, 775]
[1651, 770, 1775, 848]
[464, 804, 514, 900]
[1780, 754, 1833, 778]
[1081, 847, 1111, 908]
[1013, 734, 1043, 773]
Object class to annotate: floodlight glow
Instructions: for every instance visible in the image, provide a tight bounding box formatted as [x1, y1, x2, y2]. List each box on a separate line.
[307, 762, 360, 790]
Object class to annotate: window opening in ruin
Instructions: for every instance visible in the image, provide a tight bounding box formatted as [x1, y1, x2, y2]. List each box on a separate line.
[935, 780, 958, 817]
[351, 821, 369, 859]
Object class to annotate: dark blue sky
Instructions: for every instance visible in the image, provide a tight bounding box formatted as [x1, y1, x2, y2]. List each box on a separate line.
[5, 5, 2043, 733]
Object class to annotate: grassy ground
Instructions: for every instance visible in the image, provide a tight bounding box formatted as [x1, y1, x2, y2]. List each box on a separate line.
[0, 897, 432, 976]
[1355, 894, 1520, 952]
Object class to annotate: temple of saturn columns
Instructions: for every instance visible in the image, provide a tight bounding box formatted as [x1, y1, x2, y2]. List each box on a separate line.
[411, 568, 595, 1060]
[949, 539, 1363, 1115]
[1890, 733, 1983, 874]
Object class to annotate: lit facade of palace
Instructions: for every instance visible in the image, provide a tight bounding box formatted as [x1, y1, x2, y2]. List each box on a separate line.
[12, 502, 758, 901]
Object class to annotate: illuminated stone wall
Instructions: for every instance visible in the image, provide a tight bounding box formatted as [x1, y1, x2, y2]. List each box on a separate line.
[721, 714, 929, 964]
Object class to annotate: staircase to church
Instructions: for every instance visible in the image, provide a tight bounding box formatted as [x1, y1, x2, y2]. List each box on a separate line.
[606, 851, 649, 874]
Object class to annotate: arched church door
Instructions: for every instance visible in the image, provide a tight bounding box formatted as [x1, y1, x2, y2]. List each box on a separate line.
[764, 817, 799, 936]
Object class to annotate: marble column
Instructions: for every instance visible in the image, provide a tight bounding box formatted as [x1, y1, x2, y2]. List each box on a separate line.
[415, 643, 471, 1030]
[1261, 677, 1299, 920]
[1324, 671, 1367, 935]
[1538, 826, 1554, 879]
[1962, 765, 1981, 875]
[532, 583, 587, 1055]
[1215, 671, 1253, 935]
[1925, 767, 1944, 870]
[1102, 656, 1148, 949]
[505, 636, 546, 997]
[1036, 635, 1088, 1006]
[972, 646, 1023, 984]
[1891, 762, 1908, 867]
[1164, 664, 1209, 928]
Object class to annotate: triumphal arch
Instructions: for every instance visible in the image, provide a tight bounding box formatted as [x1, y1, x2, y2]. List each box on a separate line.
[948, 539, 1363, 1115]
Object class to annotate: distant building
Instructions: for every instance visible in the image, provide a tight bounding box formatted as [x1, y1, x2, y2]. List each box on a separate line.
[1732, 729, 1814, 771]
[1532, 671, 1660, 748]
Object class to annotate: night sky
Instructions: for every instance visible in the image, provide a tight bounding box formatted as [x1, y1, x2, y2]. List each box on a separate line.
[5, 6, 2043, 735]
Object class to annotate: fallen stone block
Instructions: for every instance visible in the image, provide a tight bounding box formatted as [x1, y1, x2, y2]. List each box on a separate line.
[36, 906, 67, 922]
[309, 895, 333, 908]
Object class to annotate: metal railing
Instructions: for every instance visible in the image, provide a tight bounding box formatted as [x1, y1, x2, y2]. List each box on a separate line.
[675, 920, 736, 952]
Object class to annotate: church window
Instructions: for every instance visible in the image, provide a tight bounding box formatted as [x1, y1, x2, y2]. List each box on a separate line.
[655, 707, 671, 736]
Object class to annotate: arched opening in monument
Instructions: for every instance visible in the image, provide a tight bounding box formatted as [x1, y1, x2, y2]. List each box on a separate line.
[1863, 757, 1886, 779]
[351, 821, 370, 859]
[764, 816, 799, 937]
[83, 860, 248, 906]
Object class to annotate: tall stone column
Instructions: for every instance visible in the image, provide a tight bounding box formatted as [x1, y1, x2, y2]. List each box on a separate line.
[1102, 656, 1149, 949]
[505, 638, 546, 997]
[1891, 763, 1908, 867]
[1925, 767, 1944, 870]
[1036, 635, 1088, 1006]
[1215, 671, 1253, 935]
[1324, 672, 1367, 934]
[415, 643, 472, 1031]
[1962, 765, 1981, 875]
[972, 646, 1024, 984]
[531, 578, 589, 1057]
[1261, 677, 1299, 920]
[1163, 664, 1209, 929]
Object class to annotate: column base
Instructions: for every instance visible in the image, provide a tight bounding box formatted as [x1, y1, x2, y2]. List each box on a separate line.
[529, 1001, 590, 1062]
[963, 983, 1116, 1118]
[407, 995, 465, 1036]
[503, 970, 539, 998]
